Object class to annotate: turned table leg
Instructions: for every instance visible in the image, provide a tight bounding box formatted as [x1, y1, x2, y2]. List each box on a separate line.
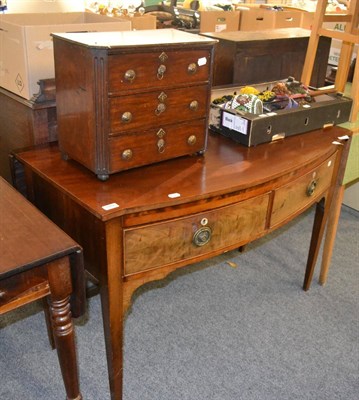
[47, 257, 82, 400]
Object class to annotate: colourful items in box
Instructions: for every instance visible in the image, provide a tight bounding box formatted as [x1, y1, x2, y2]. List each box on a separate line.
[212, 77, 313, 115]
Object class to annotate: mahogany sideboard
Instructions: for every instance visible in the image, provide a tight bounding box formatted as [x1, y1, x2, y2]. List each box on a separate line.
[10, 126, 351, 400]
[0, 177, 85, 400]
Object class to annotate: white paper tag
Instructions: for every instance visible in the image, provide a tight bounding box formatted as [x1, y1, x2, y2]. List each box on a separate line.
[197, 57, 207, 66]
[102, 203, 120, 210]
[215, 24, 227, 32]
[222, 111, 248, 135]
[338, 135, 350, 140]
[168, 192, 181, 198]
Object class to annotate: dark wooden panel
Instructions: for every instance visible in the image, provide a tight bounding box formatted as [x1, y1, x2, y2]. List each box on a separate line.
[202, 29, 331, 87]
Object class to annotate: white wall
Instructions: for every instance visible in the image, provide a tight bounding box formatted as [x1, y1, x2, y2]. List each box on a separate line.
[6, 0, 85, 13]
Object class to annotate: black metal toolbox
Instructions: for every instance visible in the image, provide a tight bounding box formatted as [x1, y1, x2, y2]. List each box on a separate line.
[209, 82, 353, 147]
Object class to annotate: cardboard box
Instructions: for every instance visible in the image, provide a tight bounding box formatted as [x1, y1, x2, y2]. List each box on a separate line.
[0, 12, 132, 100]
[300, 12, 314, 30]
[122, 14, 157, 30]
[274, 10, 302, 29]
[199, 11, 240, 33]
[238, 8, 276, 31]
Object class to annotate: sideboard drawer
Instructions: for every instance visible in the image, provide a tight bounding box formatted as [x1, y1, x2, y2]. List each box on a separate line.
[270, 154, 337, 227]
[124, 194, 269, 276]
[108, 49, 212, 93]
[109, 85, 208, 134]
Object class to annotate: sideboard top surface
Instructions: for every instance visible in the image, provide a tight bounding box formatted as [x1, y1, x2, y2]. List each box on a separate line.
[13, 127, 350, 220]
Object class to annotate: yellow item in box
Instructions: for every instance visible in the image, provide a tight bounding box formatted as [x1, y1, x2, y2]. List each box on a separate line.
[0, 12, 131, 100]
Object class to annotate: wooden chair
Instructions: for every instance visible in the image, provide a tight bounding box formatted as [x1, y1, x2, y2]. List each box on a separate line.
[301, 0, 359, 122]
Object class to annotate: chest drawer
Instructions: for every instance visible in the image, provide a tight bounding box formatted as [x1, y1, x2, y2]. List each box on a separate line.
[270, 154, 337, 227]
[123, 193, 269, 276]
[108, 49, 212, 93]
[109, 85, 208, 134]
[109, 119, 206, 172]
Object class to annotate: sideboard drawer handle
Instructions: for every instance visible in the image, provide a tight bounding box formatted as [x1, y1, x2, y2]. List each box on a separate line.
[121, 112, 132, 123]
[193, 226, 212, 247]
[124, 69, 136, 82]
[306, 179, 318, 197]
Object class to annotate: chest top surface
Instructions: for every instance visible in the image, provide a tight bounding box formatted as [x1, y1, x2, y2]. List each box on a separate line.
[51, 29, 217, 49]
[13, 127, 350, 221]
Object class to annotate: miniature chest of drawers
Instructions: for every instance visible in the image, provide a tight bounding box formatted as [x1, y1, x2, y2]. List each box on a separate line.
[52, 29, 216, 180]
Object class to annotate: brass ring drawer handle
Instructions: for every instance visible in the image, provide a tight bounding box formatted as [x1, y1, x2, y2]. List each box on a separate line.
[157, 138, 165, 153]
[157, 64, 166, 80]
[155, 103, 166, 115]
[193, 226, 212, 247]
[306, 179, 318, 197]
[124, 69, 136, 82]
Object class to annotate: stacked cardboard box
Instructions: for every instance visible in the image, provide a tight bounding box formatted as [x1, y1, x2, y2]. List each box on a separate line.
[0, 12, 131, 100]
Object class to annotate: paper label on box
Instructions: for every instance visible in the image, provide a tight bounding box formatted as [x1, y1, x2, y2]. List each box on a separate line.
[215, 24, 227, 32]
[222, 111, 248, 135]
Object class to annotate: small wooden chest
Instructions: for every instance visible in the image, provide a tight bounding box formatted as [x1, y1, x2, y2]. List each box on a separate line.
[52, 29, 216, 180]
[200, 29, 331, 88]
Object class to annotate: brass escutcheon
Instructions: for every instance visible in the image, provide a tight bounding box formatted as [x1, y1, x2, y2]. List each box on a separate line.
[306, 179, 318, 197]
[156, 128, 166, 138]
[121, 112, 132, 123]
[121, 149, 133, 160]
[158, 92, 167, 102]
[187, 63, 198, 75]
[159, 52, 168, 63]
[124, 69, 136, 82]
[193, 226, 212, 247]
[187, 135, 197, 146]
